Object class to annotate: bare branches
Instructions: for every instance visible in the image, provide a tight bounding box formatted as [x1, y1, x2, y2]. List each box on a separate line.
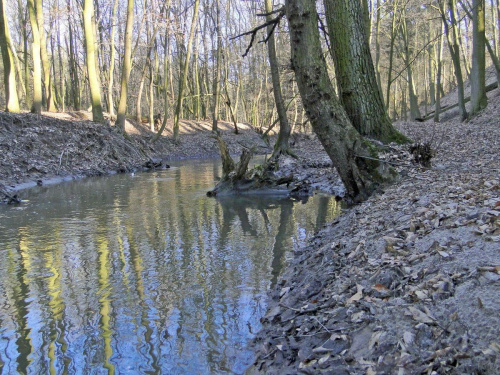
[230, 7, 285, 57]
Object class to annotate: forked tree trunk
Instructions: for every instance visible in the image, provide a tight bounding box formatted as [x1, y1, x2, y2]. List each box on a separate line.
[116, 0, 135, 130]
[286, 0, 389, 201]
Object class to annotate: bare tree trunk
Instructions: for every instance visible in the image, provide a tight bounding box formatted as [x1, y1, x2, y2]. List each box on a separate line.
[0, 0, 20, 112]
[434, 22, 445, 122]
[324, 0, 406, 142]
[286, 0, 390, 201]
[470, 0, 488, 114]
[385, 0, 399, 110]
[34, 0, 55, 111]
[172, 0, 200, 140]
[265, 0, 292, 160]
[428, 36, 437, 106]
[136, 64, 148, 122]
[83, 0, 105, 123]
[27, 0, 42, 114]
[108, 0, 118, 118]
[116, 0, 135, 130]
[149, 40, 157, 132]
[400, 11, 421, 120]
[440, 0, 468, 121]
[374, 0, 382, 94]
[67, 1, 80, 110]
[21, 1, 30, 108]
[212, 0, 222, 132]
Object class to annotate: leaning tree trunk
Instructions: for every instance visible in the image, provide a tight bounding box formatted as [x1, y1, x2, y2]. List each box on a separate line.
[265, 0, 292, 161]
[0, 0, 20, 112]
[324, 0, 406, 143]
[286, 0, 390, 201]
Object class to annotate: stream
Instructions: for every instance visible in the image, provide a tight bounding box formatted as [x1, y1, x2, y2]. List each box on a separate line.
[0, 158, 340, 374]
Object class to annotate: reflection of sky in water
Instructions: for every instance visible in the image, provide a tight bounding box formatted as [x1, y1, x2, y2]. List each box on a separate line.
[0, 158, 340, 374]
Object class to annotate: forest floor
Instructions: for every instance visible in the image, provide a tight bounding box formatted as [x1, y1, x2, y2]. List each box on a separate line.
[247, 88, 500, 374]
[1, 87, 499, 374]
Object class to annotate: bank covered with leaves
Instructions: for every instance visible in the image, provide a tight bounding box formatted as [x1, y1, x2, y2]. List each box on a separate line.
[247, 103, 500, 373]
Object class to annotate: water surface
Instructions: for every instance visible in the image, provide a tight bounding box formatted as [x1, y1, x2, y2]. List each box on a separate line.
[0, 159, 340, 374]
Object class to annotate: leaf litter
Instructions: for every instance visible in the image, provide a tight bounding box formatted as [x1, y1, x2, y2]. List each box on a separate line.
[247, 89, 500, 374]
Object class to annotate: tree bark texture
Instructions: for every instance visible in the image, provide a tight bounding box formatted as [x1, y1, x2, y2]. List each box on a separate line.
[286, 0, 386, 201]
[324, 0, 404, 143]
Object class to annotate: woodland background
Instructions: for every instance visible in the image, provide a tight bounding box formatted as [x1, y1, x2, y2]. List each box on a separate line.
[0, 0, 498, 132]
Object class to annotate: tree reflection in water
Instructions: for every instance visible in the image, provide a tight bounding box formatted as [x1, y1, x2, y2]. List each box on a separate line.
[0, 159, 340, 374]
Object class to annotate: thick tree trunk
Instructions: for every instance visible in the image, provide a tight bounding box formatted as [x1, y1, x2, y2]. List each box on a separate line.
[0, 0, 20, 112]
[286, 0, 390, 201]
[470, 0, 488, 114]
[324, 0, 405, 143]
[83, 0, 105, 123]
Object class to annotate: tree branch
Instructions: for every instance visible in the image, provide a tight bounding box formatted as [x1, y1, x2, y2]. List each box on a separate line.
[230, 10, 285, 57]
